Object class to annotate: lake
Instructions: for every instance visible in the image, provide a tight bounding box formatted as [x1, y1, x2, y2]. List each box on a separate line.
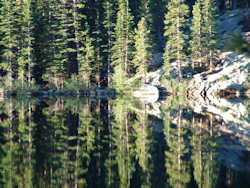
[0, 96, 249, 188]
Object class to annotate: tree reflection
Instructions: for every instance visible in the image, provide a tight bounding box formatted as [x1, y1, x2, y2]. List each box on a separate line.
[163, 105, 191, 188]
[133, 104, 153, 188]
[111, 97, 136, 188]
[190, 114, 221, 188]
[0, 97, 248, 187]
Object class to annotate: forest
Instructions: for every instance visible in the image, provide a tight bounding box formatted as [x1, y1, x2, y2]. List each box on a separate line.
[0, 1, 250, 187]
[0, 0, 249, 93]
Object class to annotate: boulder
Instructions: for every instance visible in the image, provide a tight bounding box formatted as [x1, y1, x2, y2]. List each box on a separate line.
[132, 84, 159, 104]
[187, 52, 249, 100]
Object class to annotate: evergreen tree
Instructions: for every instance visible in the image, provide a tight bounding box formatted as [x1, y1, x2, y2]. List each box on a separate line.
[0, 0, 19, 88]
[133, 17, 152, 83]
[103, 0, 117, 86]
[44, 0, 68, 89]
[190, 0, 202, 69]
[80, 29, 95, 88]
[201, 0, 218, 69]
[71, 0, 87, 77]
[18, 0, 34, 87]
[163, 0, 189, 81]
[112, 0, 134, 81]
[32, 0, 51, 85]
[93, 1, 105, 87]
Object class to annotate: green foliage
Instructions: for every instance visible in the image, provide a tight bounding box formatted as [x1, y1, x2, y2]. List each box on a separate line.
[190, 0, 202, 65]
[112, 0, 134, 76]
[63, 75, 86, 91]
[0, 0, 246, 96]
[201, 0, 219, 66]
[80, 31, 95, 87]
[190, 117, 221, 188]
[111, 64, 130, 92]
[226, 34, 250, 56]
[0, 76, 39, 94]
[164, 107, 191, 188]
[103, 0, 118, 86]
[18, 0, 34, 87]
[44, 0, 68, 89]
[161, 76, 188, 96]
[133, 17, 152, 84]
[189, 0, 219, 70]
[0, 0, 20, 88]
[163, 0, 189, 80]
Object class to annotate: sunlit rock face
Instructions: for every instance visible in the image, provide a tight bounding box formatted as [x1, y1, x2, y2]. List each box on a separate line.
[186, 51, 250, 158]
[187, 52, 249, 100]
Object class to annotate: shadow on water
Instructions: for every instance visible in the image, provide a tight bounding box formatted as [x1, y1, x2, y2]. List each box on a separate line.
[0, 96, 249, 188]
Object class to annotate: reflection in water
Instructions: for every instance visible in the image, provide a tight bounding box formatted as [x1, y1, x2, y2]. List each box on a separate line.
[164, 107, 190, 188]
[190, 115, 220, 188]
[0, 97, 249, 187]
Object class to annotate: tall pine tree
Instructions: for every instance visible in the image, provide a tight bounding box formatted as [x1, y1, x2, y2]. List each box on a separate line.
[44, 0, 68, 89]
[18, 0, 34, 87]
[112, 0, 134, 84]
[103, 0, 117, 86]
[133, 17, 152, 84]
[0, 0, 19, 88]
[163, 0, 189, 81]
[190, 0, 202, 69]
[201, 0, 218, 69]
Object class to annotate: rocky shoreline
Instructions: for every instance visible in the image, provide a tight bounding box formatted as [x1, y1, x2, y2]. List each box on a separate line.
[186, 52, 249, 100]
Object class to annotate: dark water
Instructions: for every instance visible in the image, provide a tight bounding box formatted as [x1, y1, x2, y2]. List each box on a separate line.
[0, 97, 249, 188]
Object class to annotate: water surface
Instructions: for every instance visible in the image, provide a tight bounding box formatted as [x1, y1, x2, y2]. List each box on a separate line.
[0, 96, 249, 188]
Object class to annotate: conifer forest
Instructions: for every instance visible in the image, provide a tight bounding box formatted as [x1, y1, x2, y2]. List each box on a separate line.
[0, 0, 248, 91]
[0, 0, 250, 187]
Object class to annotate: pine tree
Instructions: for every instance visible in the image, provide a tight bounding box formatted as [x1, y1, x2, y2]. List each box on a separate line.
[133, 17, 152, 83]
[93, 1, 105, 87]
[80, 28, 95, 88]
[190, 0, 202, 69]
[45, 0, 68, 89]
[31, 0, 51, 85]
[112, 0, 134, 82]
[65, 0, 95, 86]
[18, 0, 34, 87]
[71, 0, 87, 77]
[163, 0, 189, 81]
[103, 0, 117, 86]
[201, 0, 218, 69]
[0, 0, 19, 88]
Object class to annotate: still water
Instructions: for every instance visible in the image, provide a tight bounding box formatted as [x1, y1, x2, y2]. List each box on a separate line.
[0, 96, 249, 188]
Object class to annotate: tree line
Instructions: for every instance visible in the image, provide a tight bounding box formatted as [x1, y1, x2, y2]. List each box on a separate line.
[0, 0, 248, 90]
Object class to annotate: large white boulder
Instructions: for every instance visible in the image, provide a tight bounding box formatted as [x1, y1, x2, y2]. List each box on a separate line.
[133, 84, 159, 104]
